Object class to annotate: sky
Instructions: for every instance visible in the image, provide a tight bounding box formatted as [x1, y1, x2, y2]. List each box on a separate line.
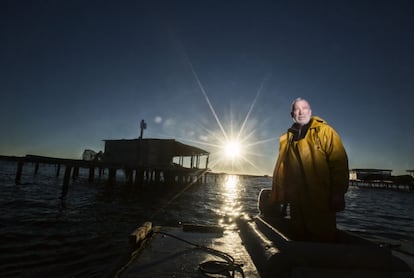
[1, 0, 413, 176]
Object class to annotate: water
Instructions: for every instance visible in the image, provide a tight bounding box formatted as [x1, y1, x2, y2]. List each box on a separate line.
[0, 161, 413, 277]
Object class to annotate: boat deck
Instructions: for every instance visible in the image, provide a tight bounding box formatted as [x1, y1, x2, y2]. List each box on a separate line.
[114, 216, 414, 278]
[116, 224, 259, 277]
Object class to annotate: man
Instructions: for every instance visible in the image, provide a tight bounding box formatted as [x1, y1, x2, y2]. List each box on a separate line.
[270, 97, 349, 242]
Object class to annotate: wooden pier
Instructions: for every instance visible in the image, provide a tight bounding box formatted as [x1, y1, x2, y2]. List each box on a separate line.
[349, 179, 414, 192]
[0, 154, 210, 198]
[349, 168, 414, 192]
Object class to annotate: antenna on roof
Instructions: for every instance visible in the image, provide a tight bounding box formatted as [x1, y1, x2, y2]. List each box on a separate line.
[139, 119, 147, 139]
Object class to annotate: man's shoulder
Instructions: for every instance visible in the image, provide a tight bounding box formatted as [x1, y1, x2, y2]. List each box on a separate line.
[311, 116, 327, 125]
[311, 116, 334, 129]
[279, 132, 290, 144]
[311, 116, 339, 137]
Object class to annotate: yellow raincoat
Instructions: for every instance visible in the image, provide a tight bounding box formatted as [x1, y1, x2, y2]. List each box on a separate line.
[271, 116, 349, 241]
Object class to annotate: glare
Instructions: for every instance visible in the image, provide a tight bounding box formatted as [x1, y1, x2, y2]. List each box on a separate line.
[224, 140, 242, 160]
[174, 50, 276, 174]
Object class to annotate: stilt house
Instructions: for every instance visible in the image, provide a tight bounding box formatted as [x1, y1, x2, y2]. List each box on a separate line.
[103, 138, 209, 169]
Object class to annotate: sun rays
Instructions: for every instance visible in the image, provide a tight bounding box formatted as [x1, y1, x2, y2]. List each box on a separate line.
[164, 41, 276, 174]
[182, 62, 274, 174]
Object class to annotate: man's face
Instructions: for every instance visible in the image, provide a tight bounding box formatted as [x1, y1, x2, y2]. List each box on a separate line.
[291, 100, 312, 126]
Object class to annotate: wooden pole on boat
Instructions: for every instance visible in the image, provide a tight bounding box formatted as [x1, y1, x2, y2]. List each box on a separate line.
[129, 222, 152, 246]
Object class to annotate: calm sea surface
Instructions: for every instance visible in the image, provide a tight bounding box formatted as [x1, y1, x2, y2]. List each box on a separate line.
[1, 161, 413, 277]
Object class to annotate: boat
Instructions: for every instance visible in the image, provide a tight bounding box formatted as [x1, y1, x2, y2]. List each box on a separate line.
[113, 189, 414, 277]
[237, 215, 414, 277]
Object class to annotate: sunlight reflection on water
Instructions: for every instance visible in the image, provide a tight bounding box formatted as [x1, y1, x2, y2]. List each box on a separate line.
[218, 175, 243, 227]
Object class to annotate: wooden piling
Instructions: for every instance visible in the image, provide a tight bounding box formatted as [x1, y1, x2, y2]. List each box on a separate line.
[2, 155, 211, 197]
[61, 165, 72, 198]
[108, 168, 117, 185]
[15, 161, 23, 185]
[72, 166, 79, 179]
[154, 170, 160, 183]
[88, 166, 95, 182]
[135, 168, 143, 187]
[34, 163, 39, 175]
[125, 169, 133, 184]
[56, 164, 61, 177]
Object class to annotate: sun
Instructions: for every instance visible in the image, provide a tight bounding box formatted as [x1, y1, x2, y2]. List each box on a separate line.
[223, 140, 243, 160]
[178, 57, 276, 174]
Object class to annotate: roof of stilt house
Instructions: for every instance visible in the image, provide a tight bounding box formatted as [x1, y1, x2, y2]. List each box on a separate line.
[171, 140, 209, 156]
[103, 138, 209, 156]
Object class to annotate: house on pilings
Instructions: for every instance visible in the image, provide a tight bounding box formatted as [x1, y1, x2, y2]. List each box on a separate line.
[349, 168, 414, 191]
[103, 138, 210, 185]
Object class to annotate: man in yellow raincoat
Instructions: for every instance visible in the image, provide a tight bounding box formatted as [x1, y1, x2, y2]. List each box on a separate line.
[270, 98, 349, 242]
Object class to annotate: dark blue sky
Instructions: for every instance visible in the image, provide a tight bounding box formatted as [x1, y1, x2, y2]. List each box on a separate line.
[1, 0, 413, 175]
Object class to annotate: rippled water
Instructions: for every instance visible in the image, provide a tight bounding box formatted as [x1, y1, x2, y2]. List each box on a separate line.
[0, 161, 413, 277]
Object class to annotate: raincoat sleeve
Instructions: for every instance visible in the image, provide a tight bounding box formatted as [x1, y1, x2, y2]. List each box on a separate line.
[320, 126, 349, 211]
[270, 134, 288, 203]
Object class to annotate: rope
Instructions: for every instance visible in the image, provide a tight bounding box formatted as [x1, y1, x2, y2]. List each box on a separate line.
[155, 231, 245, 278]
